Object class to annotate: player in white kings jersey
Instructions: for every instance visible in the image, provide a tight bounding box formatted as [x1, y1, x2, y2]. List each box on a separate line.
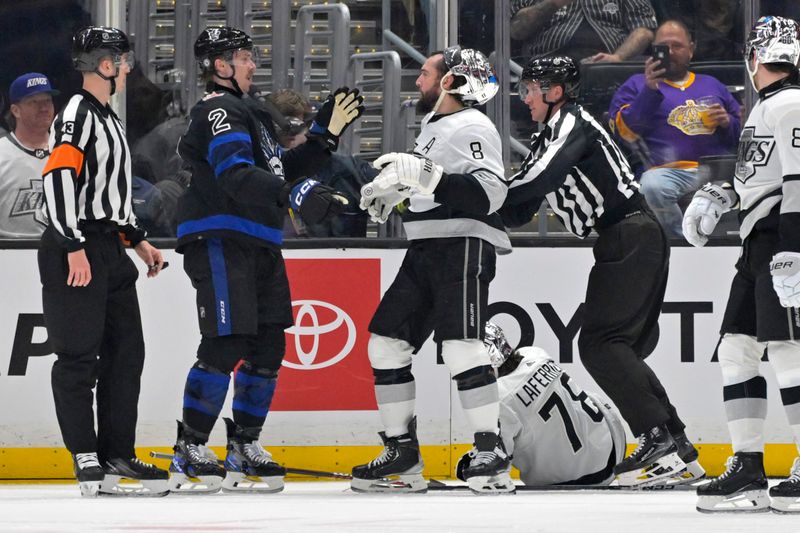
[683, 15, 800, 514]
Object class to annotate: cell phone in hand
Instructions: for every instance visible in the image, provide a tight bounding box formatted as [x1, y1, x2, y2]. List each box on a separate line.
[651, 44, 670, 72]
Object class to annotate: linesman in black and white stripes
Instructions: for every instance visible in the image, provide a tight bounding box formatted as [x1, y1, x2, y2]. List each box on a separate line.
[39, 26, 168, 497]
[500, 56, 703, 487]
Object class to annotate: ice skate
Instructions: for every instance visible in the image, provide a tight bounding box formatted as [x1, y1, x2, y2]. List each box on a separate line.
[614, 425, 686, 487]
[100, 457, 169, 497]
[221, 418, 285, 493]
[351, 418, 427, 493]
[73, 452, 104, 498]
[770, 457, 800, 514]
[663, 432, 706, 486]
[696, 452, 769, 513]
[169, 421, 225, 494]
[463, 432, 515, 495]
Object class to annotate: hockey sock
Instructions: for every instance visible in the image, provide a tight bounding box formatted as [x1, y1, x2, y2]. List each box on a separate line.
[232, 362, 277, 430]
[453, 365, 500, 434]
[183, 361, 231, 437]
[718, 334, 767, 452]
[768, 340, 800, 453]
[373, 365, 415, 438]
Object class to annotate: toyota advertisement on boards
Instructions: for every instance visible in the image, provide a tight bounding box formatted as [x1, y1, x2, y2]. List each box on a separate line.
[0, 246, 795, 461]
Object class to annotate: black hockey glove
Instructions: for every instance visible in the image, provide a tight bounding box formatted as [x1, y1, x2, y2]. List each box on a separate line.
[308, 87, 365, 151]
[288, 178, 349, 225]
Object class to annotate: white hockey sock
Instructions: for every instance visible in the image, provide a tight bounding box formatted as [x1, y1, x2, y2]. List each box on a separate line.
[442, 339, 500, 435]
[768, 340, 800, 454]
[368, 334, 417, 438]
[719, 334, 767, 453]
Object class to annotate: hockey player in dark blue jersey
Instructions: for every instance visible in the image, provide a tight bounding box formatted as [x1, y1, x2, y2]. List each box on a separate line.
[169, 26, 363, 494]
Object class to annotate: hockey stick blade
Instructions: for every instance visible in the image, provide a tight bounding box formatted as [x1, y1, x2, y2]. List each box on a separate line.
[426, 479, 702, 492]
[149, 451, 353, 480]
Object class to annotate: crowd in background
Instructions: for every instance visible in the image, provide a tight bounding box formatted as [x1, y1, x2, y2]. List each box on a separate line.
[0, 0, 795, 242]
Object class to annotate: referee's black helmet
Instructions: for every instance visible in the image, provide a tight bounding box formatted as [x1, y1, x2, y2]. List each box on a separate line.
[72, 26, 131, 71]
[520, 55, 581, 100]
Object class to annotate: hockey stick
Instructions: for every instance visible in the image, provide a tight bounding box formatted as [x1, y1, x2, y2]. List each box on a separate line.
[149, 451, 353, 480]
[426, 478, 705, 492]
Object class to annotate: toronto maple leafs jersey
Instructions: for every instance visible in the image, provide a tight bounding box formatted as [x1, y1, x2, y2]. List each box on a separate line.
[0, 133, 48, 238]
[732, 75, 800, 250]
[498, 347, 625, 486]
[403, 108, 511, 253]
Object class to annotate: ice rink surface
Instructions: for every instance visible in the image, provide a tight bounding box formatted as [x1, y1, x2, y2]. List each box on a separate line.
[0, 482, 796, 533]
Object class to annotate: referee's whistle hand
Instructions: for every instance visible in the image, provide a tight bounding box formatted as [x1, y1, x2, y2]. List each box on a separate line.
[67, 249, 92, 287]
[135, 241, 164, 278]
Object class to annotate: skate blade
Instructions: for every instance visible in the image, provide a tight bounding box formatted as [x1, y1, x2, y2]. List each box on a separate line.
[351, 473, 428, 493]
[467, 473, 516, 495]
[79, 480, 101, 498]
[616, 452, 686, 487]
[770, 496, 800, 514]
[168, 473, 223, 494]
[696, 490, 770, 513]
[221, 472, 284, 493]
[99, 476, 169, 497]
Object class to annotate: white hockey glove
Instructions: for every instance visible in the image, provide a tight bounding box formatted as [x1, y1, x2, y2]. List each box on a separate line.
[373, 152, 444, 195]
[770, 252, 800, 308]
[682, 183, 733, 247]
[359, 182, 406, 224]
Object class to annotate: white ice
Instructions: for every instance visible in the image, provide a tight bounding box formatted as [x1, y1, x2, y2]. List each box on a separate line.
[0, 482, 794, 533]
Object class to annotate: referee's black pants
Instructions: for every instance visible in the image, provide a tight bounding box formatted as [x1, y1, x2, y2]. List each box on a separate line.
[39, 226, 145, 461]
[577, 207, 686, 437]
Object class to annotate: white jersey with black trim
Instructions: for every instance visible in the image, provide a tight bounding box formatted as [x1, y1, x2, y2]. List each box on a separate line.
[402, 107, 511, 253]
[0, 133, 48, 238]
[498, 347, 625, 486]
[733, 81, 800, 247]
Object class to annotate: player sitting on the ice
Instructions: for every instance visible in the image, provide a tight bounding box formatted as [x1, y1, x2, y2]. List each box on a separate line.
[456, 322, 704, 488]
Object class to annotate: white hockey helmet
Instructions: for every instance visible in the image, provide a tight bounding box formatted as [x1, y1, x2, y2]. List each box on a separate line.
[745, 15, 800, 89]
[484, 322, 515, 368]
[441, 45, 499, 105]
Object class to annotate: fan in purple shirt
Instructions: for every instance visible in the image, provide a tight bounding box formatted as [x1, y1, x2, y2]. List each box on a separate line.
[609, 19, 741, 237]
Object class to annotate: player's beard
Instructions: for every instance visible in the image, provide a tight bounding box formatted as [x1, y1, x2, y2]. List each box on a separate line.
[416, 86, 440, 114]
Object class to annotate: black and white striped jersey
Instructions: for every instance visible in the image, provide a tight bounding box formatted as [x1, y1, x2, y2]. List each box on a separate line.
[732, 75, 800, 251]
[404, 107, 511, 253]
[42, 90, 144, 251]
[503, 103, 640, 238]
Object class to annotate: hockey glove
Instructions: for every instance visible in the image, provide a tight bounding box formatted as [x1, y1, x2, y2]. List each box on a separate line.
[359, 182, 406, 224]
[289, 179, 349, 225]
[682, 183, 733, 247]
[372, 153, 444, 195]
[309, 87, 365, 150]
[770, 252, 800, 308]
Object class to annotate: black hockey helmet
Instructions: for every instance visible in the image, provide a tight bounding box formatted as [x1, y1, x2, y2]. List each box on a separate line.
[194, 26, 254, 72]
[519, 55, 581, 100]
[72, 26, 132, 72]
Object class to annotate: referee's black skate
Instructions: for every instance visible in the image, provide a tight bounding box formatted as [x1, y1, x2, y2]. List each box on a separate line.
[73, 452, 104, 498]
[351, 418, 426, 493]
[221, 417, 285, 493]
[696, 452, 769, 513]
[463, 432, 515, 494]
[614, 425, 685, 487]
[100, 457, 169, 497]
[665, 432, 706, 485]
[769, 457, 800, 513]
[169, 421, 225, 494]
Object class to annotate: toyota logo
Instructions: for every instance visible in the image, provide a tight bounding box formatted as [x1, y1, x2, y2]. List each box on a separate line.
[283, 300, 356, 370]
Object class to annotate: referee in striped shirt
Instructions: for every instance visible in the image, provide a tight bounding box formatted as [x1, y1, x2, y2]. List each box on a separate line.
[39, 26, 167, 495]
[501, 56, 703, 486]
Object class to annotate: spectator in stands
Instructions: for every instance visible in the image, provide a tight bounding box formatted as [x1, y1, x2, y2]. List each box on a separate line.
[0, 73, 58, 238]
[608, 19, 741, 237]
[653, 0, 743, 61]
[268, 89, 377, 238]
[510, 0, 658, 64]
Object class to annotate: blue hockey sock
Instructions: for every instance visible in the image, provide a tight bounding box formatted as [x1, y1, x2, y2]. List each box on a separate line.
[232, 362, 278, 430]
[182, 362, 231, 437]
